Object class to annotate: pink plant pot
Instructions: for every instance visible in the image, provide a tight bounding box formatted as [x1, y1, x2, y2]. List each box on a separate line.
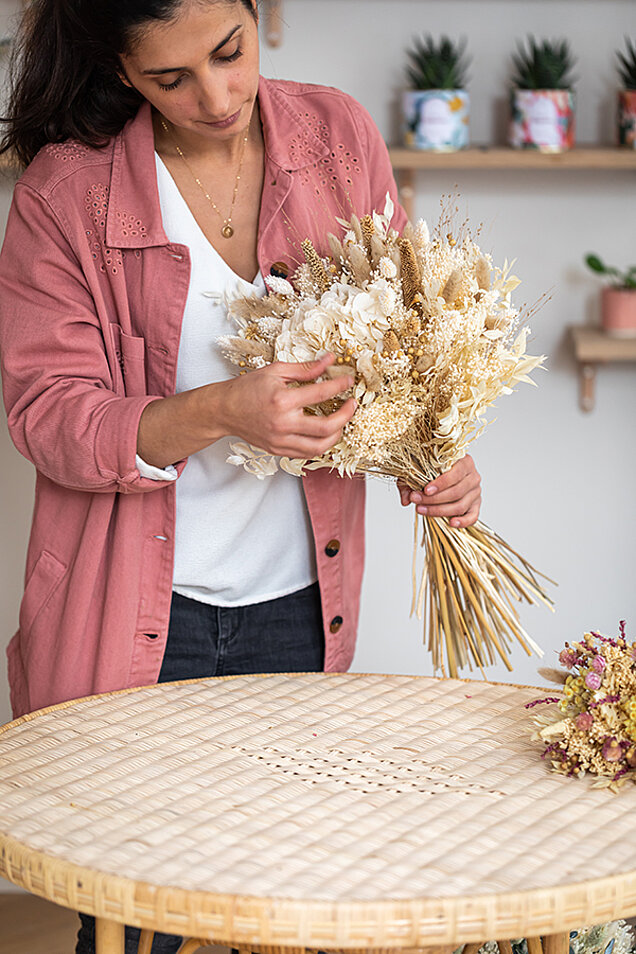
[510, 89, 575, 152]
[618, 90, 636, 148]
[601, 286, 636, 337]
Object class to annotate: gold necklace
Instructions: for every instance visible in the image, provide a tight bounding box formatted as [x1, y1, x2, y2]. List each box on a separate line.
[160, 118, 249, 239]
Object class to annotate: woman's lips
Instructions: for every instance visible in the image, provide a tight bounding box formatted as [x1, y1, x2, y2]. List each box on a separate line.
[204, 109, 241, 129]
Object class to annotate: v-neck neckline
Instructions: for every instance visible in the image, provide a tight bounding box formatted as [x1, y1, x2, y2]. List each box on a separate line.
[155, 152, 263, 289]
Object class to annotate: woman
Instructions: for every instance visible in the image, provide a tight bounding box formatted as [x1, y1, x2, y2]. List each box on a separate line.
[0, 2, 481, 947]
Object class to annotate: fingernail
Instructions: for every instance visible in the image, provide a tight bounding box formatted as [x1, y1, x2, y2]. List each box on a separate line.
[411, 493, 423, 503]
[417, 506, 428, 515]
[425, 485, 438, 495]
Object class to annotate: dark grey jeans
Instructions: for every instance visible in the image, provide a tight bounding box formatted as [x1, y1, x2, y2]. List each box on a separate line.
[76, 582, 324, 954]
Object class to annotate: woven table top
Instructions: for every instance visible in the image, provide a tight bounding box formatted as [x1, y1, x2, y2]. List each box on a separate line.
[1, 673, 635, 947]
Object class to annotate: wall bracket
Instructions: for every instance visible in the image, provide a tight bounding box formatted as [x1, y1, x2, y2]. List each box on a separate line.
[265, 0, 284, 48]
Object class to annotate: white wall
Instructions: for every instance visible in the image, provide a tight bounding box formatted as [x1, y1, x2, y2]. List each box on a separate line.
[256, 0, 636, 685]
[0, 6, 634, 713]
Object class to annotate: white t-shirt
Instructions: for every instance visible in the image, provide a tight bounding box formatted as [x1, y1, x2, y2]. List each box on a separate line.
[146, 154, 317, 607]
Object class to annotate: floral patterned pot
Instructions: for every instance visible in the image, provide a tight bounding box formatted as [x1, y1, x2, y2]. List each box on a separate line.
[509, 89, 575, 152]
[601, 287, 636, 337]
[617, 90, 636, 148]
[403, 89, 469, 151]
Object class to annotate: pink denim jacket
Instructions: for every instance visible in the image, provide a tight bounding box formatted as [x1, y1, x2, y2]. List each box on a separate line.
[0, 77, 406, 717]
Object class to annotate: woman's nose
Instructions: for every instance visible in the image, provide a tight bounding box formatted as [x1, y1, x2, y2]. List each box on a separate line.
[198, 72, 231, 119]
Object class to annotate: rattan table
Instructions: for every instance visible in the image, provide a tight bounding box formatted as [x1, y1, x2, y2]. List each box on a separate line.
[1, 673, 636, 954]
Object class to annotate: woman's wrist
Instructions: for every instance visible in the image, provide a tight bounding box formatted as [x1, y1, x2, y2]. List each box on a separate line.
[137, 382, 231, 469]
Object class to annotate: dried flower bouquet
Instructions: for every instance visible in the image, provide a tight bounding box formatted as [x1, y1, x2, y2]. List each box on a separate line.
[220, 195, 553, 676]
[529, 622, 636, 791]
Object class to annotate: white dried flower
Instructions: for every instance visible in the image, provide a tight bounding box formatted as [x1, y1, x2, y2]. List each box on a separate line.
[378, 256, 398, 280]
[265, 275, 295, 296]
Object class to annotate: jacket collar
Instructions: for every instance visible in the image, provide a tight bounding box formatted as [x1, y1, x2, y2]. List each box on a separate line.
[257, 76, 330, 172]
[106, 77, 330, 249]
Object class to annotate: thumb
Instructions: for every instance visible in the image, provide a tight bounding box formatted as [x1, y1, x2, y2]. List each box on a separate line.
[279, 353, 335, 383]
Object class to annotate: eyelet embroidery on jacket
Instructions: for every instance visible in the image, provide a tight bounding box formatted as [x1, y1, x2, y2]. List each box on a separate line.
[85, 184, 123, 275]
[290, 111, 361, 195]
[43, 142, 92, 162]
[115, 210, 147, 240]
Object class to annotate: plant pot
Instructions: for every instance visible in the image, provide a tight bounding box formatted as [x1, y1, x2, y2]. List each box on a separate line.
[509, 89, 575, 152]
[402, 89, 469, 151]
[601, 286, 636, 337]
[617, 89, 636, 148]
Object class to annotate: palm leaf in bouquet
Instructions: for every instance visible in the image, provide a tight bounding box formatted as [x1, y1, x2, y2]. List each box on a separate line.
[220, 195, 554, 676]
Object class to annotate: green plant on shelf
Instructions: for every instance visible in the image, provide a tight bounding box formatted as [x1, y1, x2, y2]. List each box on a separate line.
[511, 36, 576, 89]
[404, 34, 470, 90]
[617, 37, 636, 90]
[585, 253, 636, 289]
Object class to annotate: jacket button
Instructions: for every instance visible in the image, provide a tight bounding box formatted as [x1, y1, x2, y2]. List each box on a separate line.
[270, 261, 289, 279]
[325, 539, 340, 558]
[329, 616, 344, 634]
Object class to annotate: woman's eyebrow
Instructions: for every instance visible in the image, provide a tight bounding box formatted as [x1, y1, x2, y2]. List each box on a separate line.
[141, 25, 241, 75]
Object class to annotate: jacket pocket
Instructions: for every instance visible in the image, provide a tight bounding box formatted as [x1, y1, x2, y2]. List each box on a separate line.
[109, 323, 147, 397]
[19, 550, 67, 635]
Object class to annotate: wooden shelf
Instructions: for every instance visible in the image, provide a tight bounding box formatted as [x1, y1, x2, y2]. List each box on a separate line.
[0, 153, 20, 176]
[570, 325, 636, 411]
[389, 145, 636, 171]
[390, 147, 636, 219]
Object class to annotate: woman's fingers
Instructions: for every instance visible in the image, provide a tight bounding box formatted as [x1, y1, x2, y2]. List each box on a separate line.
[271, 398, 358, 457]
[399, 456, 482, 527]
[291, 374, 354, 409]
[416, 484, 482, 521]
[397, 479, 412, 507]
[277, 354, 336, 384]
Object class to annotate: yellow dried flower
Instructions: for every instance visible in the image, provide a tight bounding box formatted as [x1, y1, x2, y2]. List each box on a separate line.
[403, 315, 421, 337]
[398, 237, 421, 309]
[301, 239, 330, 294]
[327, 232, 345, 266]
[441, 268, 463, 304]
[346, 244, 372, 285]
[476, 256, 491, 290]
[360, 214, 375, 255]
[383, 330, 401, 353]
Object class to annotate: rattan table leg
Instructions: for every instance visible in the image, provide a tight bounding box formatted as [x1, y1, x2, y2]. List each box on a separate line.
[95, 917, 125, 954]
[138, 929, 155, 954]
[498, 941, 514, 954]
[463, 943, 488, 954]
[527, 937, 543, 954]
[178, 939, 209, 954]
[543, 933, 570, 954]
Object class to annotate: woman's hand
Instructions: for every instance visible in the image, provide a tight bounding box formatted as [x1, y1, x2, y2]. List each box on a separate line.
[216, 353, 357, 459]
[397, 455, 482, 528]
[138, 353, 356, 469]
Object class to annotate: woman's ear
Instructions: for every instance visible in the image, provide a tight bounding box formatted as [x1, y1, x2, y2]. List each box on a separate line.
[117, 65, 133, 89]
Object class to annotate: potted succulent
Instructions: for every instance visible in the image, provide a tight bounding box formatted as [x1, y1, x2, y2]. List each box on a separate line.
[509, 36, 576, 152]
[617, 38, 636, 148]
[402, 34, 470, 152]
[585, 253, 636, 336]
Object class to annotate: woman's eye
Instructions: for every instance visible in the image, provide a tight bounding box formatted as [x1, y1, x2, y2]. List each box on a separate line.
[218, 47, 243, 64]
[159, 76, 184, 91]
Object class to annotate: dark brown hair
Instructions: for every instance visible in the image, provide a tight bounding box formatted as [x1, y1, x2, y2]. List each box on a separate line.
[1, 0, 257, 167]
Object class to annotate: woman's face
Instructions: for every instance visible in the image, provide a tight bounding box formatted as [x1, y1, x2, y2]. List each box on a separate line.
[120, 0, 259, 142]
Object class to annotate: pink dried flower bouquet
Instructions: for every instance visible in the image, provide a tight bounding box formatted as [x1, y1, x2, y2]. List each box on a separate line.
[529, 621, 636, 791]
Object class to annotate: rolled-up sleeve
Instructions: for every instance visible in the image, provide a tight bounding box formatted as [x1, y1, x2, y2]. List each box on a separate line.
[0, 181, 184, 494]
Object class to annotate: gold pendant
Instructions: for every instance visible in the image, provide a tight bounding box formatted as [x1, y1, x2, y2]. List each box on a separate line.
[222, 224, 234, 239]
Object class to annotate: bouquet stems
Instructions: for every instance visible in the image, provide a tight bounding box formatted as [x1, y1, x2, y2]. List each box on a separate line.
[415, 513, 553, 677]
